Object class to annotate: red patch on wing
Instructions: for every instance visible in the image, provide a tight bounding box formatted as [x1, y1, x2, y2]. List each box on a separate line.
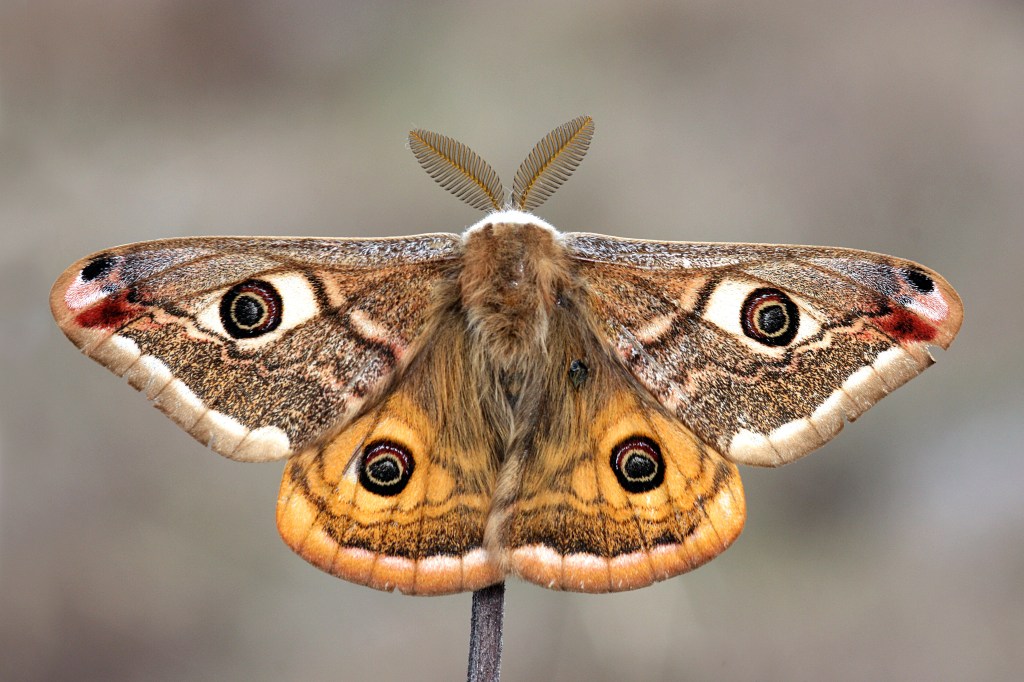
[74, 291, 144, 329]
[874, 308, 937, 342]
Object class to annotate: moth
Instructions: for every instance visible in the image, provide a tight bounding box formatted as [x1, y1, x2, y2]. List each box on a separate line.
[51, 116, 962, 595]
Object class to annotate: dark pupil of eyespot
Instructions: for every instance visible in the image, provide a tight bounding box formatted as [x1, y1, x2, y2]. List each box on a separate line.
[232, 294, 265, 328]
[624, 452, 655, 480]
[757, 304, 787, 335]
[368, 457, 400, 484]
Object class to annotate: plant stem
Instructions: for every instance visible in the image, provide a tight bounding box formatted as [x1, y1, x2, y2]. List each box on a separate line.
[466, 582, 505, 682]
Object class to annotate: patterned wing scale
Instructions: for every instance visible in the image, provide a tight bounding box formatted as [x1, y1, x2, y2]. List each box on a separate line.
[565, 235, 964, 466]
[50, 235, 462, 461]
[277, 311, 503, 595]
[488, 304, 745, 592]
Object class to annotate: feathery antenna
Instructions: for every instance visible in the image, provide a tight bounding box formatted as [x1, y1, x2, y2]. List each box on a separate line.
[409, 129, 506, 212]
[409, 116, 593, 214]
[511, 115, 594, 212]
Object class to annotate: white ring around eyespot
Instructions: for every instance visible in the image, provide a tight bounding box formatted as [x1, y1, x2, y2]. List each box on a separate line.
[701, 279, 821, 352]
[195, 272, 320, 348]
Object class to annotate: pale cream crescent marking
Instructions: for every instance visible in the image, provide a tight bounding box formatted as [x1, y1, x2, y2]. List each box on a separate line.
[271, 272, 320, 327]
[841, 364, 889, 414]
[193, 410, 250, 456]
[715, 482, 741, 517]
[728, 346, 930, 466]
[807, 390, 855, 442]
[232, 426, 291, 462]
[608, 552, 656, 591]
[124, 354, 174, 399]
[768, 418, 826, 461]
[413, 555, 462, 594]
[349, 309, 399, 351]
[72, 323, 117, 355]
[510, 545, 564, 589]
[562, 553, 612, 592]
[153, 378, 208, 431]
[332, 547, 376, 587]
[461, 547, 500, 591]
[112, 346, 291, 460]
[88, 334, 143, 376]
[301, 525, 343, 570]
[632, 313, 678, 345]
[370, 555, 416, 593]
[727, 429, 783, 466]
[647, 544, 692, 580]
[869, 346, 922, 391]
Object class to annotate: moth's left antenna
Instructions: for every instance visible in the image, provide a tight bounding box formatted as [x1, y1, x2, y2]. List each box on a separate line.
[409, 129, 506, 212]
[511, 115, 593, 212]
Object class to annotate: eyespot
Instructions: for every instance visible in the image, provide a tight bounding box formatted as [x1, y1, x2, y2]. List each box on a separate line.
[611, 437, 664, 494]
[741, 288, 799, 347]
[219, 280, 283, 339]
[359, 441, 414, 496]
[902, 268, 935, 294]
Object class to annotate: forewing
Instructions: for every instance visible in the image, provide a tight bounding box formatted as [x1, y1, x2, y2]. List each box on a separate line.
[50, 234, 461, 461]
[565, 234, 963, 466]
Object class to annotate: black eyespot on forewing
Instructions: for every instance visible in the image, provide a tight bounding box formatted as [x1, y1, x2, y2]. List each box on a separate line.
[611, 436, 664, 494]
[741, 288, 799, 347]
[359, 441, 414, 496]
[568, 359, 589, 390]
[219, 279, 282, 339]
[902, 268, 935, 294]
[81, 255, 116, 282]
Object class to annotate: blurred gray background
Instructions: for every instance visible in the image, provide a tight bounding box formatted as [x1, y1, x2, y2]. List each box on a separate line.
[2, 1, 1021, 680]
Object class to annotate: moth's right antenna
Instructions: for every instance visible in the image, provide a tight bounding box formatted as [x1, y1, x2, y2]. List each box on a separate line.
[409, 129, 506, 212]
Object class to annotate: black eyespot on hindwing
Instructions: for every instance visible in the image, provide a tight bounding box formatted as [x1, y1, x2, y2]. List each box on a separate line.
[740, 288, 799, 347]
[568, 359, 589, 390]
[219, 279, 283, 339]
[81, 255, 116, 282]
[611, 437, 664, 494]
[359, 441, 414, 496]
[902, 268, 935, 294]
